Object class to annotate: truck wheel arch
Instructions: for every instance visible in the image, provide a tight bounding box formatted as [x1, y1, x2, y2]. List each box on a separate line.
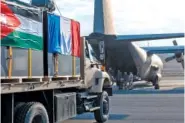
[103, 78, 111, 86]
[89, 71, 112, 95]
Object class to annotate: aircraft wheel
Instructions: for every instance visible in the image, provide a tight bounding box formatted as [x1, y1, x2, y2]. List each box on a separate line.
[155, 84, 160, 89]
[148, 81, 155, 86]
[153, 76, 160, 90]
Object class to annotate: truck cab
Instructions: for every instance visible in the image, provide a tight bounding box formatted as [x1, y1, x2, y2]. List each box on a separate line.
[83, 39, 112, 93]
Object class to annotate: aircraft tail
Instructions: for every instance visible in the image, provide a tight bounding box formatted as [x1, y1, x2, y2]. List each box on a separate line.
[93, 0, 115, 35]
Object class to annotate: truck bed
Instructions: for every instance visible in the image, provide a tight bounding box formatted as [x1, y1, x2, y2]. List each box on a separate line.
[1, 47, 80, 77]
[1, 46, 85, 94]
[1, 76, 85, 94]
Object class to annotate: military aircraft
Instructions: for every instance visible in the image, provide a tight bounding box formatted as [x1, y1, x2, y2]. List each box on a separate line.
[86, 0, 184, 89]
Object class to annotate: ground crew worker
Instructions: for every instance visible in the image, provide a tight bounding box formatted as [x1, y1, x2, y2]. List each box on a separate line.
[123, 72, 129, 89]
[108, 68, 115, 85]
[116, 69, 122, 87]
[119, 76, 124, 90]
[128, 72, 134, 89]
[108, 68, 114, 77]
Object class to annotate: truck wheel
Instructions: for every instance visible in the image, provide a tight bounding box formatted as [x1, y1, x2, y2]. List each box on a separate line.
[14, 102, 25, 115]
[94, 91, 109, 123]
[14, 102, 49, 123]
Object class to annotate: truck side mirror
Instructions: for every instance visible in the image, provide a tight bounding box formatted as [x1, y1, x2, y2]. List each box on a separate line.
[90, 64, 94, 68]
[90, 63, 100, 69]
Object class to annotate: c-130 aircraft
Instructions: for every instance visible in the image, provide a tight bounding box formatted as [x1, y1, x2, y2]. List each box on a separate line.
[86, 0, 184, 89]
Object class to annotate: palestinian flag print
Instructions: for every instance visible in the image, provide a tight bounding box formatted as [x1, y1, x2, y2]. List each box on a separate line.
[0, 1, 43, 50]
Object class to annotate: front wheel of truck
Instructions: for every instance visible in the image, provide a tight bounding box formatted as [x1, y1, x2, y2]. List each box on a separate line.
[94, 91, 110, 123]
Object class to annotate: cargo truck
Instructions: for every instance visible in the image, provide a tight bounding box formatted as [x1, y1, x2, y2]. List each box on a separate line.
[1, 1, 112, 123]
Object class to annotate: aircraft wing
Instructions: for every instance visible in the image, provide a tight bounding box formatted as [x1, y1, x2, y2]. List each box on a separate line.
[141, 45, 184, 54]
[116, 33, 184, 42]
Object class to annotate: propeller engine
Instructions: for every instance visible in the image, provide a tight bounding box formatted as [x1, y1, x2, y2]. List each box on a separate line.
[165, 40, 184, 69]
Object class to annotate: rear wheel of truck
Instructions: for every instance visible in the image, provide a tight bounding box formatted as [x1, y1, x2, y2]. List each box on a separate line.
[94, 91, 110, 123]
[14, 102, 49, 123]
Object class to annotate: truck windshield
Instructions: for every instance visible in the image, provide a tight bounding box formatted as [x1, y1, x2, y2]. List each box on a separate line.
[88, 44, 98, 62]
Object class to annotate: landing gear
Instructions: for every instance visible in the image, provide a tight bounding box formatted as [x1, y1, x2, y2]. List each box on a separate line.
[153, 76, 160, 90]
[155, 84, 160, 90]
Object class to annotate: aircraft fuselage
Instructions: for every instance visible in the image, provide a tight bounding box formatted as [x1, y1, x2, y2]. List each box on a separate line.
[89, 38, 164, 83]
[128, 42, 164, 81]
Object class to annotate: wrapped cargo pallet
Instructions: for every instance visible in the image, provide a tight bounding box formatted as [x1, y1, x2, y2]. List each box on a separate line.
[0, 1, 80, 79]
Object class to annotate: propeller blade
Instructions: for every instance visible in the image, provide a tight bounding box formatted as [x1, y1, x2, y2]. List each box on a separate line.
[165, 55, 176, 62]
[173, 40, 178, 46]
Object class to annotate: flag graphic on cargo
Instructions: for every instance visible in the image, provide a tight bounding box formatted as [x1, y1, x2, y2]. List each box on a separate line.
[48, 13, 81, 57]
[0, 1, 43, 50]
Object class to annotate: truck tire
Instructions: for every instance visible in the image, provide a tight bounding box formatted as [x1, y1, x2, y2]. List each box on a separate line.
[14, 102, 49, 123]
[94, 91, 109, 123]
[14, 102, 25, 115]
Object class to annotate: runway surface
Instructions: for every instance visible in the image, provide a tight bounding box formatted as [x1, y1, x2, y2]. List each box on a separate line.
[64, 77, 184, 123]
[64, 58, 184, 123]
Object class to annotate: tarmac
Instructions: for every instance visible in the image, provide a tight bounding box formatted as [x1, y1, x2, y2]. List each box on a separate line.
[63, 78, 184, 123]
[64, 59, 184, 123]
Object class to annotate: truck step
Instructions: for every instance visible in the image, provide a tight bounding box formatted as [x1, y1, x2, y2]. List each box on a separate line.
[81, 95, 98, 99]
[84, 101, 93, 105]
[89, 106, 100, 112]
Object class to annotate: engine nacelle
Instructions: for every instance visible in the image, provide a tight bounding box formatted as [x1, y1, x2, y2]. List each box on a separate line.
[140, 54, 163, 81]
[150, 65, 162, 81]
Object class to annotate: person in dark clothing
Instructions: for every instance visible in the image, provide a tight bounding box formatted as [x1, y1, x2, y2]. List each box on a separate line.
[116, 69, 122, 87]
[123, 72, 129, 89]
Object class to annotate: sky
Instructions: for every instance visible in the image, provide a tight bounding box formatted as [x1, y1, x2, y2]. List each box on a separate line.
[54, 0, 185, 47]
